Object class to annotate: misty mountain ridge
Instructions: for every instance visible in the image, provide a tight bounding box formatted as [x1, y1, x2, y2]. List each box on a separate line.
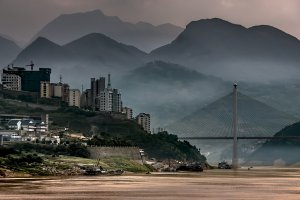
[7, 17, 300, 132]
[118, 61, 230, 127]
[13, 33, 148, 86]
[33, 9, 183, 52]
[166, 92, 299, 138]
[151, 18, 300, 82]
[249, 122, 300, 165]
[0, 36, 21, 67]
[13, 33, 148, 65]
[165, 91, 299, 162]
[13, 37, 71, 65]
[125, 60, 222, 84]
[64, 33, 146, 64]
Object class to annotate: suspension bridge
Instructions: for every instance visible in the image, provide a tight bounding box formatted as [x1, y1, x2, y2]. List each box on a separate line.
[166, 83, 300, 168]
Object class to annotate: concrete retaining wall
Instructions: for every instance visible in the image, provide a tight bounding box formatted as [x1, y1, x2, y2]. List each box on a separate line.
[88, 146, 142, 160]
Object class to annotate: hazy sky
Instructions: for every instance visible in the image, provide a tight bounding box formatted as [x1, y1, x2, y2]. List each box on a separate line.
[0, 0, 299, 44]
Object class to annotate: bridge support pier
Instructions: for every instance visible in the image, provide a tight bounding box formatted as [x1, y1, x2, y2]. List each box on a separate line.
[232, 83, 239, 169]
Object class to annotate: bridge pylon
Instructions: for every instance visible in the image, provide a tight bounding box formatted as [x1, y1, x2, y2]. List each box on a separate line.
[232, 83, 239, 169]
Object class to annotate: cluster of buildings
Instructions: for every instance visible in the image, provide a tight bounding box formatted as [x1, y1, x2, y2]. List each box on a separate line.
[81, 74, 122, 112]
[0, 113, 58, 143]
[81, 76, 151, 133]
[1, 63, 151, 133]
[1, 64, 79, 107]
[1, 64, 51, 92]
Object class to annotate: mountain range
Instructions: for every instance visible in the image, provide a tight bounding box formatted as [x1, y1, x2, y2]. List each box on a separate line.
[13, 17, 300, 84]
[3, 14, 300, 137]
[151, 18, 300, 82]
[0, 36, 21, 67]
[13, 33, 148, 85]
[32, 10, 183, 53]
[117, 61, 230, 126]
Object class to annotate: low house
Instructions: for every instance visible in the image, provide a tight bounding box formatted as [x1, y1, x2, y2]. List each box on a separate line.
[7, 119, 48, 134]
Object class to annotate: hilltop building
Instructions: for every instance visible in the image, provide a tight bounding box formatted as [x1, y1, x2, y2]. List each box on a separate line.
[69, 89, 81, 107]
[2, 65, 51, 93]
[40, 81, 51, 98]
[1, 73, 22, 91]
[136, 113, 151, 133]
[81, 74, 122, 112]
[51, 82, 70, 102]
[98, 74, 122, 112]
[122, 107, 133, 119]
[91, 77, 105, 110]
[80, 89, 92, 109]
[39, 80, 70, 103]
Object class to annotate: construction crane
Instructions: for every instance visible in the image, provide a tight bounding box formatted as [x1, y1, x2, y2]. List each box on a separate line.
[26, 61, 34, 71]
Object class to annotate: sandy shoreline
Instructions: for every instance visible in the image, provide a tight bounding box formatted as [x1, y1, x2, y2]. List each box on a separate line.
[0, 167, 300, 200]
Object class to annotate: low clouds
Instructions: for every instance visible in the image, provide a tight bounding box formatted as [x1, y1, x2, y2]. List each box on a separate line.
[0, 0, 299, 45]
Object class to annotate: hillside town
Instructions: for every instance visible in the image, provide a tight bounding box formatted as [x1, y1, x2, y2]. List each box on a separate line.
[0, 63, 151, 143]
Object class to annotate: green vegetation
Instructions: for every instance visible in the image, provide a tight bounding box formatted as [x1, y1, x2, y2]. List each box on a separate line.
[100, 157, 150, 172]
[0, 98, 206, 162]
[0, 144, 152, 176]
[5, 142, 90, 158]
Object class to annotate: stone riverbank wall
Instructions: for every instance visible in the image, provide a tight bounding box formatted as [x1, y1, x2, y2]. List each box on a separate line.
[88, 146, 142, 160]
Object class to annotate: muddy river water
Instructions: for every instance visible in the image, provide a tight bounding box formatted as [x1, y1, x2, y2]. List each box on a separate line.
[0, 167, 300, 200]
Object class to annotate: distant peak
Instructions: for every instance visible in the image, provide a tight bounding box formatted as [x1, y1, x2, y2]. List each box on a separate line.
[77, 32, 111, 40]
[186, 18, 244, 28]
[64, 33, 117, 46]
[59, 9, 104, 18]
[34, 37, 54, 43]
[157, 23, 183, 28]
[31, 37, 60, 47]
[250, 25, 282, 32]
[249, 25, 299, 41]
[84, 9, 104, 16]
[136, 21, 153, 27]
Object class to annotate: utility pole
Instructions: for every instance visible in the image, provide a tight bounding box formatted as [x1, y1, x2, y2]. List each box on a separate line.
[232, 83, 238, 169]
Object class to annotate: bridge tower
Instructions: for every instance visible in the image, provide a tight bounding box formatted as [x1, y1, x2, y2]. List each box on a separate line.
[232, 83, 239, 169]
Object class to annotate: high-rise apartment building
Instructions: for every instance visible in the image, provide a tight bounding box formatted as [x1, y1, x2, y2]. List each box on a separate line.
[2, 66, 51, 93]
[40, 81, 51, 98]
[136, 113, 151, 133]
[39, 82, 70, 103]
[98, 74, 122, 112]
[1, 73, 22, 91]
[69, 89, 81, 107]
[51, 83, 70, 102]
[99, 88, 113, 112]
[112, 89, 122, 112]
[91, 77, 106, 110]
[122, 107, 133, 119]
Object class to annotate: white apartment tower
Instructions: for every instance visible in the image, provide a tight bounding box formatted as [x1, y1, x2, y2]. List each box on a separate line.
[98, 74, 122, 112]
[99, 88, 113, 111]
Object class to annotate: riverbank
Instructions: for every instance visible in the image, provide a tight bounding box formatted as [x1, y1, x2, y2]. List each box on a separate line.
[0, 155, 152, 177]
[0, 167, 300, 200]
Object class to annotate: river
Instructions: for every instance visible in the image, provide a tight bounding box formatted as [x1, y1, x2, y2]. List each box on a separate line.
[0, 167, 300, 200]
